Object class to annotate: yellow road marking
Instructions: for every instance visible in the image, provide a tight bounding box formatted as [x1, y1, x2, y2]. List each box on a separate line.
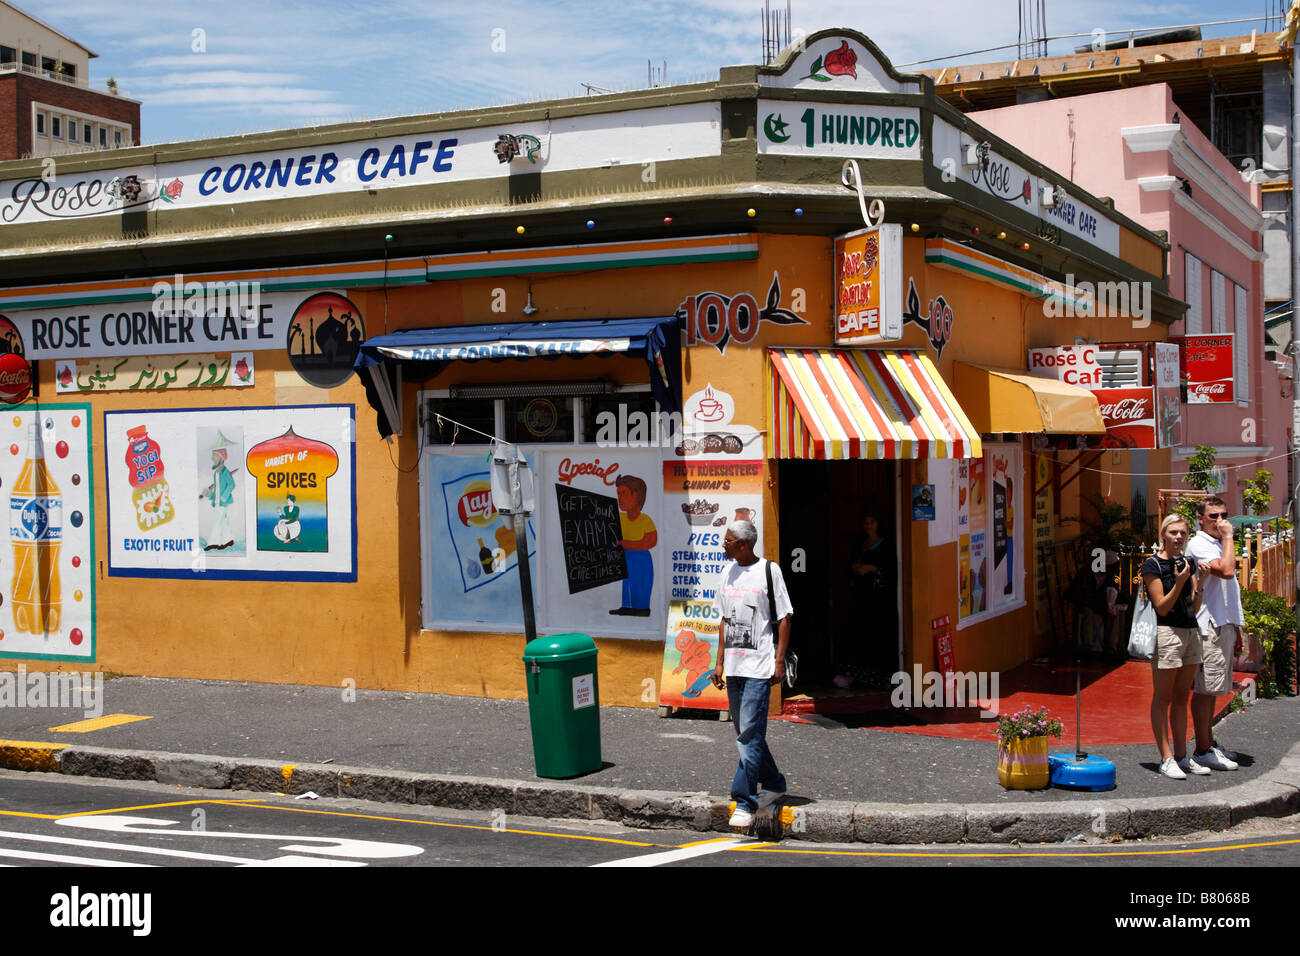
[0, 739, 68, 750]
[222, 800, 662, 847]
[48, 714, 152, 733]
[676, 837, 741, 848]
[733, 836, 1300, 858]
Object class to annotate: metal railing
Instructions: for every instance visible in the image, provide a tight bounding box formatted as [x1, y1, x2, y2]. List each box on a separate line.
[0, 61, 118, 95]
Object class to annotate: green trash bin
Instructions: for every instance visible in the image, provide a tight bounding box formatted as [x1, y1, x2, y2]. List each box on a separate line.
[522, 633, 602, 778]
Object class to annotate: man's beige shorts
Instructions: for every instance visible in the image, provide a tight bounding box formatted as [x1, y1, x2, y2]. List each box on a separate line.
[1153, 625, 1203, 669]
[1195, 623, 1235, 695]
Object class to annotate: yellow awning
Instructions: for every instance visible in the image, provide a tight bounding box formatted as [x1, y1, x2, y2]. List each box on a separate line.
[953, 363, 1106, 434]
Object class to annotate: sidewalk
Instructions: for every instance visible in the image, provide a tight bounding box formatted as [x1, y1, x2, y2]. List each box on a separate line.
[0, 675, 1296, 844]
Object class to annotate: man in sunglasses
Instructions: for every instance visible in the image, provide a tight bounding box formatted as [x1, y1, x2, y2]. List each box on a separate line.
[1183, 496, 1241, 771]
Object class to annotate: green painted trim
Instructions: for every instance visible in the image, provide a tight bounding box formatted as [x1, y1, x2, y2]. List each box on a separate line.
[0, 275, 427, 312]
[925, 250, 1091, 308]
[425, 249, 757, 280]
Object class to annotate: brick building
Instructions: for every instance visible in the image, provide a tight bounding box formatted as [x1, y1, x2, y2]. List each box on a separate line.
[0, 0, 138, 161]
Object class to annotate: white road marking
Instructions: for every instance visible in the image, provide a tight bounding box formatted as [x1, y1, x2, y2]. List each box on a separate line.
[0, 828, 263, 865]
[56, 815, 423, 859]
[658, 733, 716, 742]
[593, 838, 749, 867]
[0, 846, 151, 867]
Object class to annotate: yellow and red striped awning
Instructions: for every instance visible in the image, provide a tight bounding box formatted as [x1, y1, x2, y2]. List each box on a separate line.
[768, 348, 982, 460]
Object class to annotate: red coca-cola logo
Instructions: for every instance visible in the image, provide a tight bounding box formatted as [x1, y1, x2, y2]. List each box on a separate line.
[0, 352, 31, 405]
[1098, 397, 1150, 421]
[1192, 382, 1228, 395]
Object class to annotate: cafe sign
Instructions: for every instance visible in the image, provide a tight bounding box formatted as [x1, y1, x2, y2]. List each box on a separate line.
[1027, 345, 1102, 388]
[834, 224, 902, 345]
[1178, 334, 1234, 404]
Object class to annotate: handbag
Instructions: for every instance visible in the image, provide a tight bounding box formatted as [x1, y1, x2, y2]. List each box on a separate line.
[1127, 578, 1157, 660]
[765, 559, 797, 688]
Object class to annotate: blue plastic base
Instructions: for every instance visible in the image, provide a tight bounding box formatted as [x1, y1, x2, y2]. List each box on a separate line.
[1049, 753, 1117, 791]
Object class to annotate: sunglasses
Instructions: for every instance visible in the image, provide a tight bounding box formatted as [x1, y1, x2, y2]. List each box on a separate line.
[1204, 512, 1227, 520]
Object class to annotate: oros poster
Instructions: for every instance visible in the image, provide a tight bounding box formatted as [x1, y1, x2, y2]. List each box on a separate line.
[0, 403, 95, 662]
[104, 405, 356, 580]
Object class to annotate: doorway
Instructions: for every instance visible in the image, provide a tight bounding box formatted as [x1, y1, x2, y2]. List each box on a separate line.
[776, 458, 899, 698]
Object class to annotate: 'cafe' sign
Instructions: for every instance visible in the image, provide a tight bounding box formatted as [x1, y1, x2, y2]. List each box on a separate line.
[834, 224, 902, 345]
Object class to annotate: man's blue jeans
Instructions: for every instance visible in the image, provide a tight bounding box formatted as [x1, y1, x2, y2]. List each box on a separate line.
[726, 676, 787, 812]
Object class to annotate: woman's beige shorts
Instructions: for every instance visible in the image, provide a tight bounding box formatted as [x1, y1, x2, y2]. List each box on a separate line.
[1153, 625, 1203, 669]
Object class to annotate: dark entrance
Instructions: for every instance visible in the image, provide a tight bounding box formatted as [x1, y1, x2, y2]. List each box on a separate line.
[776, 458, 899, 696]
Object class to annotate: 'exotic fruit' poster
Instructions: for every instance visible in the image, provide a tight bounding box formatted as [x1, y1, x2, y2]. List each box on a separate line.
[104, 405, 355, 581]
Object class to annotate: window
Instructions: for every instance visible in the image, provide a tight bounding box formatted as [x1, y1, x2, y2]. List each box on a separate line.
[21, 52, 35, 69]
[1234, 284, 1249, 406]
[955, 443, 1024, 625]
[35, 112, 45, 136]
[99, 126, 107, 147]
[82, 123, 91, 145]
[0, 45, 15, 65]
[1210, 270, 1226, 334]
[419, 384, 665, 636]
[67, 119, 77, 141]
[1184, 252, 1203, 334]
[114, 129, 122, 147]
[51, 116, 60, 138]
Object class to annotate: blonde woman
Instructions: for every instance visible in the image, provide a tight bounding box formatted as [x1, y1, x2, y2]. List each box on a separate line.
[1140, 514, 1209, 779]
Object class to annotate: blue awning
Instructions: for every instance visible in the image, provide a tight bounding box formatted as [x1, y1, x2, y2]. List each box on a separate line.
[355, 316, 681, 437]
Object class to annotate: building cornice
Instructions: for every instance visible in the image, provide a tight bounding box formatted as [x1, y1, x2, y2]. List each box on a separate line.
[1136, 176, 1266, 263]
[1122, 124, 1264, 235]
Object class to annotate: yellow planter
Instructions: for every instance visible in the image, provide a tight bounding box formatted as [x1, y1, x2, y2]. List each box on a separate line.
[997, 736, 1050, 790]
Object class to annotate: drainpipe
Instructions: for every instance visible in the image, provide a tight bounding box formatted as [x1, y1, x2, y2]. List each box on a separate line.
[1291, 6, 1300, 624]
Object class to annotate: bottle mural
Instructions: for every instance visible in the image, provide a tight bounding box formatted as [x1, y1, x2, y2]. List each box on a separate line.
[10, 423, 62, 634]
[125, 424, 174, 531]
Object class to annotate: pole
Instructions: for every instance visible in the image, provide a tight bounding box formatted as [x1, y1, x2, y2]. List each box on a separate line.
[1291, 13, 1300, 636]
[508, 451, 538, 646]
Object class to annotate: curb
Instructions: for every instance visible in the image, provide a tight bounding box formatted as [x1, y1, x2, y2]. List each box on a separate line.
[1, 741, 1297, 844]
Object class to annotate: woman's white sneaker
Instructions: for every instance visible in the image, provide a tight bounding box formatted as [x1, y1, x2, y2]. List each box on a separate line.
[1159, 757, 1187, 779]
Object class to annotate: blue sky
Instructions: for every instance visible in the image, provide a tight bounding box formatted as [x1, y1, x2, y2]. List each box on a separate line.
[17, 0, 1279, 144]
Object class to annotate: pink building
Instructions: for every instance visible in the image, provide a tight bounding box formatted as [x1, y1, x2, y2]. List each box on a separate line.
[973, 84, 1286, 519]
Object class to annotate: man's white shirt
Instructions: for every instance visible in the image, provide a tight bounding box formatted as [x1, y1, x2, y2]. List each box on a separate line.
[715, 559, 793, 679]
[1186, 529, 1244, 629]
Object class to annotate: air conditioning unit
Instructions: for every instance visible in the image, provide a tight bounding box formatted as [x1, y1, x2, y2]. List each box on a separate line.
[1041, 184, 1058, 208]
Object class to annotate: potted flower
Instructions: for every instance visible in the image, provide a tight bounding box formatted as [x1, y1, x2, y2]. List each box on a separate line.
[995, 705, 1063, 790]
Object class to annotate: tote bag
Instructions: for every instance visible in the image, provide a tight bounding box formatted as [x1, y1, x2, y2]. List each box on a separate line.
[1127, 580, 1157, 660]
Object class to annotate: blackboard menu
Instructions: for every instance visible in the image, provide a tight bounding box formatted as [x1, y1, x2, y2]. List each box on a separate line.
[555, 483, 627, 594]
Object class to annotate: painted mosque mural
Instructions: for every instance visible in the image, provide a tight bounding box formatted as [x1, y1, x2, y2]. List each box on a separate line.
[286, 292, 366, 388]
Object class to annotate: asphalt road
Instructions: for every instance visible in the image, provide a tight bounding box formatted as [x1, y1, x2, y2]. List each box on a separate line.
[2, 771, 1293, 937]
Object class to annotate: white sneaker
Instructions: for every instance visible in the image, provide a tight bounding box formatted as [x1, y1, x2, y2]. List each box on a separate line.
[728, 806, 754, 827]
[1177, 755, 1211, 776]
[1213, 739, 1238, 761]
[1159, 757, 1186, 779]
[1195, 746, 1239, 771]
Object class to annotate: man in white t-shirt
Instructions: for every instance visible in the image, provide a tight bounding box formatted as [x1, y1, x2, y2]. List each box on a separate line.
[709, 519, 792, 828]
[1184, 495, 1241, 771]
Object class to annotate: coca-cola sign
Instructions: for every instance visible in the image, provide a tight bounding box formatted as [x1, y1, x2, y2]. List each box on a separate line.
[1177, 334, 1234, 404]
[0, 352, 31, 405]
[1085, 387, 1157, 449]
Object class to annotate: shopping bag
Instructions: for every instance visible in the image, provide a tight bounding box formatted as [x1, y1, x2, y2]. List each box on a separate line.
[1127, 589, 1157, 660]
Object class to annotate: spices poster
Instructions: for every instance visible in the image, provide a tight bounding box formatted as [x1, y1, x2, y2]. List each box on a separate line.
[0, 404, 95, 662]
[658, 600, 727, 712]
[104, 405, 356, 581]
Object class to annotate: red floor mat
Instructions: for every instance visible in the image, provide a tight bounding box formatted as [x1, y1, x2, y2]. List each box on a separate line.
[825, 658, 1243, 746]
